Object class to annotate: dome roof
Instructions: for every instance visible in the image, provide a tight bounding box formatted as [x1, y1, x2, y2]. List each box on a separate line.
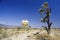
[21, 20, 29, 24]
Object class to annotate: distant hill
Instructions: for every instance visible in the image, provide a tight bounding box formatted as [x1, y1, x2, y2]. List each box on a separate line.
[0, 24, 20, 28]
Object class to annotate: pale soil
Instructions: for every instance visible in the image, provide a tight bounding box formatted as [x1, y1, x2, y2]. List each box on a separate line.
[0, 28, 60, 40]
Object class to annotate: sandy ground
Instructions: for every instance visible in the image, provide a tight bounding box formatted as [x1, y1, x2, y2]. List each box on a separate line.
[1, 30, 40, 40]
[1, 29, 60, 40]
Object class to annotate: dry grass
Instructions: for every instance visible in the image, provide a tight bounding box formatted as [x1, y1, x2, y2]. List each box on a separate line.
[0, 28, 60, 40]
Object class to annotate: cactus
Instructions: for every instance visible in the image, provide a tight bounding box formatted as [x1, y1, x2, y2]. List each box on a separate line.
[39, 2, 52, 35]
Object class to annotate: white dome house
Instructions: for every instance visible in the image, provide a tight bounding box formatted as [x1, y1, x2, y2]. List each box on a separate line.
[21, 20, 29, 28]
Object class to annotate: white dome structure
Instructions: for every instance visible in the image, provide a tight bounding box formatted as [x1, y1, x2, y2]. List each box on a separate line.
[21, 20, 29, 28]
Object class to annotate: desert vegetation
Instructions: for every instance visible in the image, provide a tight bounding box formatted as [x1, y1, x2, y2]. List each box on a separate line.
[0, 28, 60, 40]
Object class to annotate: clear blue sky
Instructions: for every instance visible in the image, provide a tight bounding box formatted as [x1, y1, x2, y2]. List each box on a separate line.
[0, 0, 60, 28]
